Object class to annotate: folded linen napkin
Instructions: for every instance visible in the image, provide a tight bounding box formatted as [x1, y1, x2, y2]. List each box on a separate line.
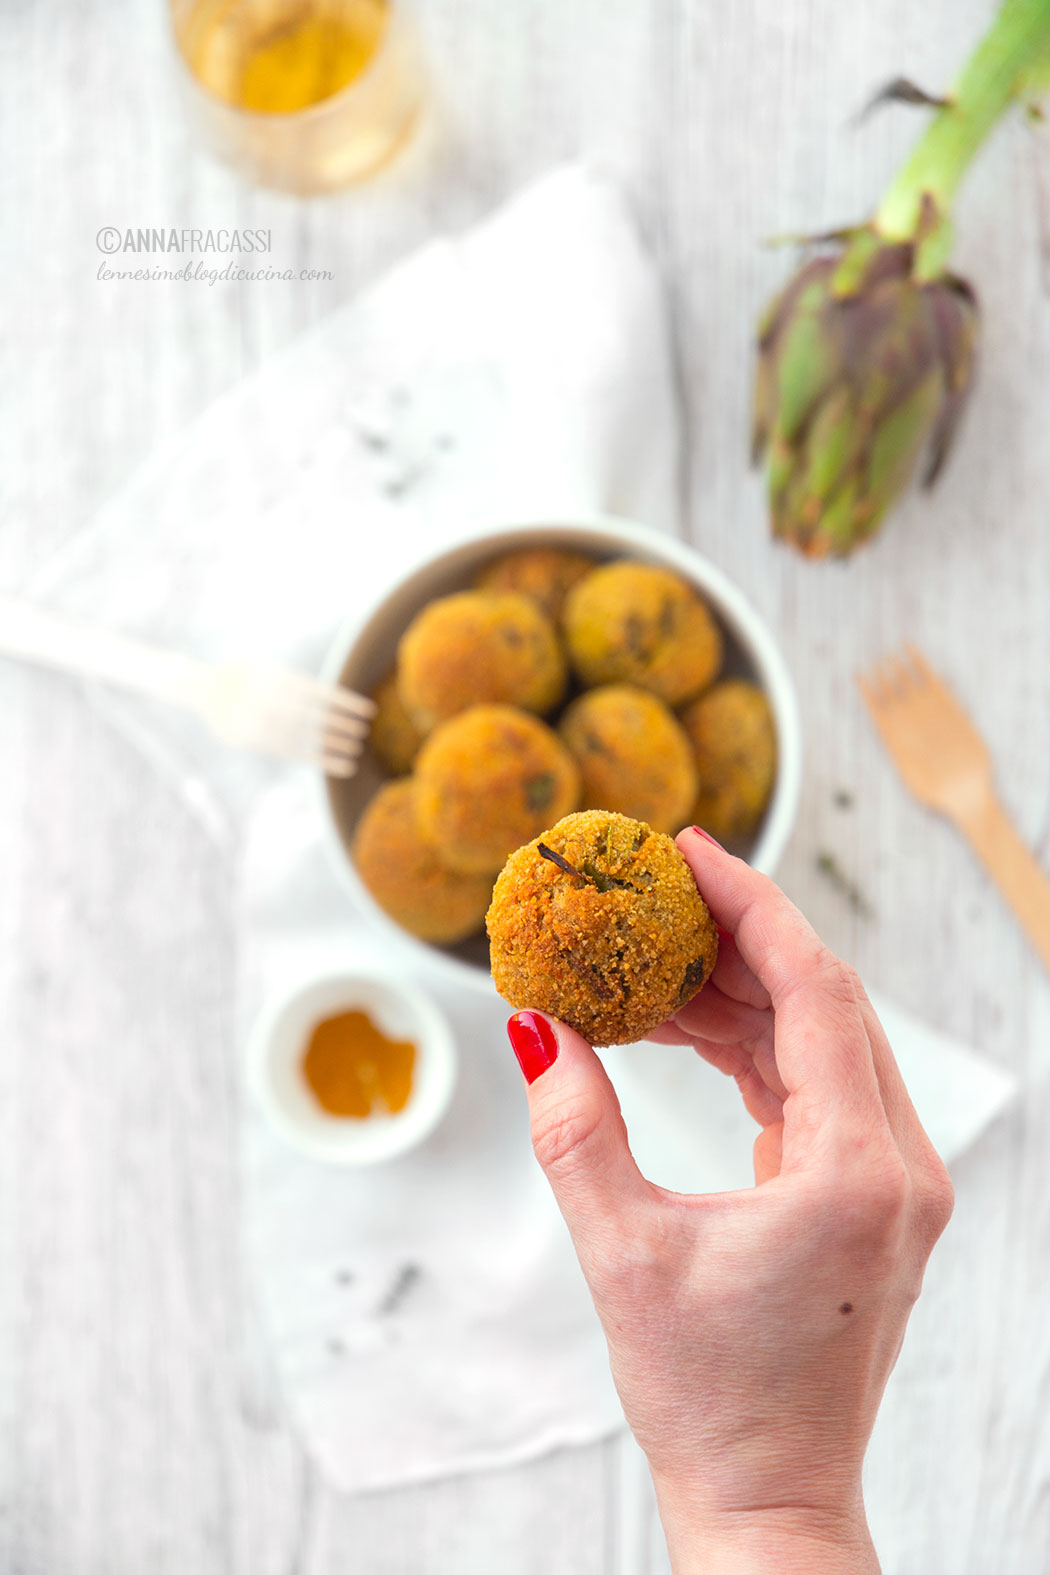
[28, 165, 1016, 1492]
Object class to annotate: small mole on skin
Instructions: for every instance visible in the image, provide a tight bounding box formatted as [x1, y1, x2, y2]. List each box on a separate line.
[840, 1302, 854, 1315]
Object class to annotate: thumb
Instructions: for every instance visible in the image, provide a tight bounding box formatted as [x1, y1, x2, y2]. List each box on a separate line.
[507, 1011, 649, 1254]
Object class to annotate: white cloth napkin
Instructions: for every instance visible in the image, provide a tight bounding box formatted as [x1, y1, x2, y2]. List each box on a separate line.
[239, 773, 626, 1490]
[239, 776, 1016, 1493]
[27, 165, 1016, 1493]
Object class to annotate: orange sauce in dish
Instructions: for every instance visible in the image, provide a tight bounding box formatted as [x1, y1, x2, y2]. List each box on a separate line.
[301, 1009, 416, 1118]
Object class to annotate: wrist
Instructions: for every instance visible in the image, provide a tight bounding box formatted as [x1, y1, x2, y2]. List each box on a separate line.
[662, 1513, 878, 1575]
[653, 1483, 879, 1575]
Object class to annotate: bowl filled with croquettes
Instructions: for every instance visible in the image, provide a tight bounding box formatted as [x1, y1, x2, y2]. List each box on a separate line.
[320, 516, 802, 995]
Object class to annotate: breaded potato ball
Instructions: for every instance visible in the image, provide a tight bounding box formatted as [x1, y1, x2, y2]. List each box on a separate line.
[369, 669, 425, 776]
[487, 809, 718, 1046]
[680, 678, 777, 843]
[352, 780, 494, 945]
[415, 705, 580, 875]
[564, 561, 723, 706]
[558, 684, 698, 834]
[397, 591, 567, 733]
[475, 547, 597, 625]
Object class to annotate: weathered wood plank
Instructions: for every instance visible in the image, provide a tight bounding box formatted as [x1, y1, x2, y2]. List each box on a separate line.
[2, 1, 1048, 1571]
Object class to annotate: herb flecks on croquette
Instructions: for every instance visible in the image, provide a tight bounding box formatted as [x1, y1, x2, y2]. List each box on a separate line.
[536, 842, 640, 894]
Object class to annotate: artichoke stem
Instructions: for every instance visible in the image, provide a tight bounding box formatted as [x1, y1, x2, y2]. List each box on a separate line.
[875, 0, 1050, 244]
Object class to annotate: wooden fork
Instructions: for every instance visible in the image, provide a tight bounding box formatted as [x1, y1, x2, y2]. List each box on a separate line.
[857, 645, 1050, 972]
[0, 593, 373, 778]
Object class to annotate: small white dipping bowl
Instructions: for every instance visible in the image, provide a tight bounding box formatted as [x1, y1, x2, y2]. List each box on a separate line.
[321, 515, 803, 994]
[249, 970, 457, 1164]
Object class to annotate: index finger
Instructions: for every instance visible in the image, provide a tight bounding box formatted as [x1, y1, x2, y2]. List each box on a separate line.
[675, 828, 888, 1155]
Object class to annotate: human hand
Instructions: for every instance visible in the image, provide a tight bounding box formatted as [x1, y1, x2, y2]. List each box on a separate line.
[505, 827, 954, 1574]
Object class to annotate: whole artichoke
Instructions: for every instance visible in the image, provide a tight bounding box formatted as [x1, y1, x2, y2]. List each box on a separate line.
[753, 0, 1050, 559]
[752, 237, 978, 558]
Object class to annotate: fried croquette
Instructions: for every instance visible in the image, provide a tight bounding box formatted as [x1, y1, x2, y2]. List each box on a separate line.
[564, 560, 723, 706]
[369, 670, 425, 776]
[352, 779, 494, 945]
[415, 705, 580, 875]
[680, 678, 777, 843]
[487, 810, 718, 1045]
[474, 547, 597, 625]
[397, 591, 567, 733]
[558, 684, 698, 834]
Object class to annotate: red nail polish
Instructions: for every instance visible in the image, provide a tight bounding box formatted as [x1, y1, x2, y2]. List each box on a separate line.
[507, 1011, 558, 1084]
[692, 825, 724, 850]
[715, 923, 731, 943]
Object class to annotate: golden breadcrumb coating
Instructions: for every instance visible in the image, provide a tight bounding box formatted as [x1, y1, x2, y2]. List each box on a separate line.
[487, 810, 718, 1045]
[398, 591, 566, 732]
[475, 547, 597, 625]
[352, 779, 493, 945]
[680, 679, 777, 843]
[415, 705, 580, 875]
[564, 561, 723, 706]
[369, 670, 425, 776]
[558, 684, 698, 834]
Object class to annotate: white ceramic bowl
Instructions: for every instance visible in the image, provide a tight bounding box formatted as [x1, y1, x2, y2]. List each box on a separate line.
[248, 970, 457, 1164]
[321, 515, 803, 993]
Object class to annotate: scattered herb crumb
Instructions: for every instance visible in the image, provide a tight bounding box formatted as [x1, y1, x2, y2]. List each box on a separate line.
[561, 948, 615, 1000]
[526, 773, 555, 811]
[377, 1263, 421, 1319]
[815, 850, 874, 918]
[357, 427, 388, 452]
[833, 789, 854, 810]
[624, 613, 648, 659]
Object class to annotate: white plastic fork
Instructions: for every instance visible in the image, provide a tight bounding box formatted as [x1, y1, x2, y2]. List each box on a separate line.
[0, 593, 373, 778]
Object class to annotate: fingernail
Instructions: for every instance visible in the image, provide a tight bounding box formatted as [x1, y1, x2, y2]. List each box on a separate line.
[692, 825, 724, 850]
[507, 1011, 559, 1084]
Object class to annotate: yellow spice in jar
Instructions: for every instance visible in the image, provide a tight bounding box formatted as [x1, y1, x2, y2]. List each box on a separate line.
[302, 1008, 415, 1118]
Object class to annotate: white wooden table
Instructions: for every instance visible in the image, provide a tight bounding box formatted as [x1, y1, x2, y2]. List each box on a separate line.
[2, 2, 1049, 1570]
